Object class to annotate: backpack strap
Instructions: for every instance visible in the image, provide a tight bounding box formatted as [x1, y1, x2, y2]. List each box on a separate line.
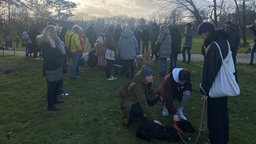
[68, 34, 74, 50]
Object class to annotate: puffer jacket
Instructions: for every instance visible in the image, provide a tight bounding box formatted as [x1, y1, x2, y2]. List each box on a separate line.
[118, 29, 139, 60]
[121, 71, 158, 123]
[156, 26, 172, 58]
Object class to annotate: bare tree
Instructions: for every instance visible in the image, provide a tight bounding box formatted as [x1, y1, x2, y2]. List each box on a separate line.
[154, 0, 212, 24]
[233, 0, 248, 46]
[46, 0, 76, 20]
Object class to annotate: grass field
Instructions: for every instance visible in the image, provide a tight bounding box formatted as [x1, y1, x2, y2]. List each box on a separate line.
[0, 56, 256, 144]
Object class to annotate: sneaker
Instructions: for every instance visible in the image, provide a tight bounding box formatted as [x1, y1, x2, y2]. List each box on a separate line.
[162, 106, 169, 116]
[106, 77, 115, 81]
[59, 92, 69, 97]
[177, 110, 187, 120]
[110, 75, 117, 79]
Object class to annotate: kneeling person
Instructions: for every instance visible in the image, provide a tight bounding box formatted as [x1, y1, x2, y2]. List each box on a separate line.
[121, 65, 161, 126]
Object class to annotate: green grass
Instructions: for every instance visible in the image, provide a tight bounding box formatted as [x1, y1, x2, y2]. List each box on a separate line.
[0, 56, 256, 144]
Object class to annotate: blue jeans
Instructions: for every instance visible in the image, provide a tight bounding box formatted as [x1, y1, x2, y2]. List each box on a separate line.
[250, 42, 256, 64]
[70, 51, 82, 78]
[170, 53, 178, 69]
[159, 58, 167, 76]
[182, 47, 191, 63]
[25, 44, 31, 56]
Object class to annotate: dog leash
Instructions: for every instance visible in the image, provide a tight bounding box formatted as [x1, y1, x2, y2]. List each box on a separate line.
[176, 84, 208, 144]
[189, 84, 208, 144]
[192, 100, 207, 144]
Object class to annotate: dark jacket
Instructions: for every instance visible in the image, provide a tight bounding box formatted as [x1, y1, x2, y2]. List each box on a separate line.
[121, 71, 158, 122]
[41, 42, 63, 72]
[104, 28, 116, 51]
[141, 28, 150, 41]
[170, 27, 181, 54]
[200, 30, 230, 95]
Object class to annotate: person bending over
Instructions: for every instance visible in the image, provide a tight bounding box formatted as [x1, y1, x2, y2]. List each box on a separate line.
[157, 68, 192, 122]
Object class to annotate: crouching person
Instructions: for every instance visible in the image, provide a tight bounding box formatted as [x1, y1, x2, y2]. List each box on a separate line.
[120, 65, 161, 126]
[157, 68, 192, 122]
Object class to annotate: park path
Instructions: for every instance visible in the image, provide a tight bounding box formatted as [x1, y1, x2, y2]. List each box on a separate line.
[0, 50, 251, 64]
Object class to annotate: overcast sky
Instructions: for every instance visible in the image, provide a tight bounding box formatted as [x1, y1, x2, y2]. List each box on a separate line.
[71, 0, 157, 19]
[71, 0, 216, 19]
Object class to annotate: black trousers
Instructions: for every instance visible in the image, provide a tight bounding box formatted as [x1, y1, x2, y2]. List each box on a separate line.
[122, 59, 134, 77]
[47, 80, 61, 108]
[105, 59, 114, 78]
[207, 97, 229, 144]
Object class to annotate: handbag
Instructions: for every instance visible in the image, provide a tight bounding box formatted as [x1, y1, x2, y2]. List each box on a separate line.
[45, 67, 63, 82]
[208, 41, 240, 98]
[104, 48, 115, 60]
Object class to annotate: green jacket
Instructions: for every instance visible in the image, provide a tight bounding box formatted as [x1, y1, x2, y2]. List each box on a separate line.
[121, 71, 158, 123]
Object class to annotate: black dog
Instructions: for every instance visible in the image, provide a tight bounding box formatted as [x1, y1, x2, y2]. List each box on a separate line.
[176, 119, 196, 133]
[136, 120, 180, 142]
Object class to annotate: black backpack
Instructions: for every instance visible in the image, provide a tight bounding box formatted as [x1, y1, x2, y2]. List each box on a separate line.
[87, 49, 98, 67]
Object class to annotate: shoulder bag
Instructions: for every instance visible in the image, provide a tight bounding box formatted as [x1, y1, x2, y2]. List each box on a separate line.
[208, 41, 240, 98]
[45, 67, 63, 82]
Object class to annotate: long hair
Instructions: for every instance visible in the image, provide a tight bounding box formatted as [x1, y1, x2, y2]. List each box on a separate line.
[36, 25, 56, 48]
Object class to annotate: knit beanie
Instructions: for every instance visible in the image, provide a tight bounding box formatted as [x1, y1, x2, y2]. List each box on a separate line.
[197, 22, 215, 34]
[141, 65, 153, 77]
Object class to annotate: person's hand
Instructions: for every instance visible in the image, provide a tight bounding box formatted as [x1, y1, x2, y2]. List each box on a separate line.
[153, 120, 162, 125]
[201, 95, 208, 101]
[173, 114, 180, 122]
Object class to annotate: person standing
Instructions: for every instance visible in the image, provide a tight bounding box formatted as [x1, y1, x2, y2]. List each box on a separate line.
[22, 30, 32, 57]
[224, 21, 240, 81]
[248, 20, 256, 65]
[68, 25, 83, 79]
[182, 23, 194, 64]
[118, 26, 139, 78]
[150, 23, 160, 61]
[38, 25, 64, 111]
[141, 25, 150, 61]
[155, 25, 172, 77]
[104, 25, 117, 80]
[86, 24, 97, 49]
[197, 22, 232, 144]
[169, 25, 182, 69]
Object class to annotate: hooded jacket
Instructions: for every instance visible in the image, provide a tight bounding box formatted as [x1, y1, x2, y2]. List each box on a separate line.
[118, 28, 139, 60]
[156, 26, 172, 58]
[200, 30, 231, 95]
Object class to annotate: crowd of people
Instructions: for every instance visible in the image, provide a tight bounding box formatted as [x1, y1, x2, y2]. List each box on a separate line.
[119, 21, 242, 144]
[5, 19, 252, 144]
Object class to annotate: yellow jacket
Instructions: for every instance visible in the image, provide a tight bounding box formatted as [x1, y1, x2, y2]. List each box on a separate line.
[64, 30, 82, 53]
